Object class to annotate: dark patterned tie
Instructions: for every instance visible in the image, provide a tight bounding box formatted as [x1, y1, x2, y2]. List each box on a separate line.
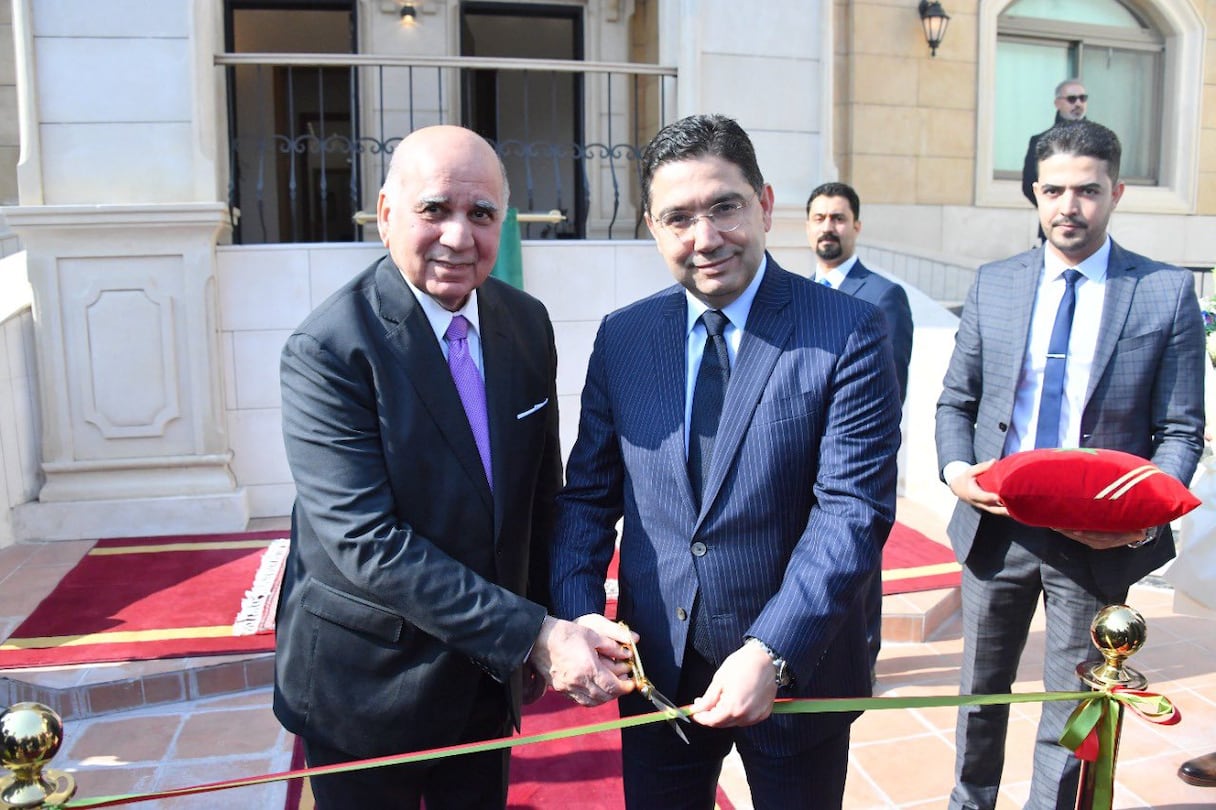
[686, 310, 730, 663]
[1034, 269, 1082, 449]
[687, 309, 731, 505]
[445, 315, 492, 489]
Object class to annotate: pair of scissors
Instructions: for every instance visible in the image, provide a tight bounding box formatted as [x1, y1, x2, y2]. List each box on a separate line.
[618, 621, 691, 744]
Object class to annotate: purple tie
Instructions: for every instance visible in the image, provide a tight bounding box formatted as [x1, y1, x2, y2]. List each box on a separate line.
[445, 315, 492, 489]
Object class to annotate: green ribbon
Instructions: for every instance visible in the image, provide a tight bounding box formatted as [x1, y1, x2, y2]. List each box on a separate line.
[56, 689, 1109, 808]
[1056, 687, 1181, 810]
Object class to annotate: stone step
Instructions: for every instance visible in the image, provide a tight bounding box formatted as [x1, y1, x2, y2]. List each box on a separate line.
[0, 652, 273, 721]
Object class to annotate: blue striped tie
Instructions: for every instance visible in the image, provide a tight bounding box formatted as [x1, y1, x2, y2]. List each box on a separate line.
[1034, 269, 1082, 449]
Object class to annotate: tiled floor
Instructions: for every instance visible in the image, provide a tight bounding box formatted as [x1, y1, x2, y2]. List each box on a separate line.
[1, 512, 1214, 809]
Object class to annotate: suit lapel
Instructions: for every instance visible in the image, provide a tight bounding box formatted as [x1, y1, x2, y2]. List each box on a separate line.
[1006, 249, 1041, 378]
[1086, 241, 1136, 404]
[837, 261, 868, 296]
[651, 290, 699, 516]
[696, 261, 791, 528]
[373, 259, 494, 517]
[480, 283, 520, 542]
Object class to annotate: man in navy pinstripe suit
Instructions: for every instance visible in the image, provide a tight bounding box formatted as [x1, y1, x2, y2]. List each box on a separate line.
[937, 121, 1204, 809]
[549, 114, 902, 808]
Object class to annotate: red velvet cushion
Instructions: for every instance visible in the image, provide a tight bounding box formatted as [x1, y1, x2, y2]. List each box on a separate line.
[975, 448, 1200, 532]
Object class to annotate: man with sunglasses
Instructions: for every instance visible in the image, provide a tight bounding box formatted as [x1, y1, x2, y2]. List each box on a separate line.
[550, 114, 901, 808]
[1022, 80, 1089, 207]
[1022, 80, 1089, 240]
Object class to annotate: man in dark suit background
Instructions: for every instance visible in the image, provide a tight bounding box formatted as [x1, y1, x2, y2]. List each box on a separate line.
[937, 120, 1204, 809]
[1022, 80, 1088, 242]
[550, 114, 902, 808]
[806, 181, 913, 677]
[273, 125, 634, 809]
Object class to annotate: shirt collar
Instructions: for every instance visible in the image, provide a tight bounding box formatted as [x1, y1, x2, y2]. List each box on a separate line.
[684, 254, 767, 335]
[1044, 235, 1111, 284]
[815, 254, 859, 287]
[402, 276, 483, 343]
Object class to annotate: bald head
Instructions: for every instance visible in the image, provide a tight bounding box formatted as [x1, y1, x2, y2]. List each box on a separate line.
[382, 126, 509, 207]
[376, 126, 510, 311]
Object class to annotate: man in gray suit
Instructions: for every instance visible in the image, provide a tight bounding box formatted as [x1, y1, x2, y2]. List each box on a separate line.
[807, 181, 913, 676]
[274, 125, 633, 809]
[936, 120, 1204, 809]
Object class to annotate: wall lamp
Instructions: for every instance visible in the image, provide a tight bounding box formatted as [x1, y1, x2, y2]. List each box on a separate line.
[918, 0, 950, 57]
[399, 2, 418, 27]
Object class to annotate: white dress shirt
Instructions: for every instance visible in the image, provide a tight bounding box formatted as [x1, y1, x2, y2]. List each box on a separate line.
[404, 278, 485, 377]
[814, 254, 858, 288]
[1003, 237, 1110, 455]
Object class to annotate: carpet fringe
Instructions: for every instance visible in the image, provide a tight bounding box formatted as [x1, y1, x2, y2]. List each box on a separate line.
[234, 537, 290, 637]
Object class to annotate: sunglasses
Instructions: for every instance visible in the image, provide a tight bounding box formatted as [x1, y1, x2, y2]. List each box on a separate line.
[1058, 94, 1088, 103]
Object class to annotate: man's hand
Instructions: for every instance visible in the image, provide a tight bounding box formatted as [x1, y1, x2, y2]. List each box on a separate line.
[1056, 527, 1148, 550]
[528, 615, 636, 706]
[688, 641, 778, 728]
[948, 459, 1008, 516]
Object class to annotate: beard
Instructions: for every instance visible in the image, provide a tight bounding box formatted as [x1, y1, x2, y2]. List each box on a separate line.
[815, 238, 842, 261]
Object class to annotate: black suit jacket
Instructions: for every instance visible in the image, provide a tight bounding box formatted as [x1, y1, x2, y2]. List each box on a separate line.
[273, 255, 562, 759]
[837, 260, 913, 403]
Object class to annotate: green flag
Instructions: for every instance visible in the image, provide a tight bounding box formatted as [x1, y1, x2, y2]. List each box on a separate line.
[491, 207, 524, 289]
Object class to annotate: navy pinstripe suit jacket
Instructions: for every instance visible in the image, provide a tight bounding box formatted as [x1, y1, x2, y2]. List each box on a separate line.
[936, 240, 1205, 594]
[551, 256, 902, 753]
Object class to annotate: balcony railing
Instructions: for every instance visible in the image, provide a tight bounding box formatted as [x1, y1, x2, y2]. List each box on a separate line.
[214, 53, 677, 244]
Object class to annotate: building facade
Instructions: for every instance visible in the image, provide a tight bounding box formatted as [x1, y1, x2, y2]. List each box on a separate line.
[0, 0, 1211, 544]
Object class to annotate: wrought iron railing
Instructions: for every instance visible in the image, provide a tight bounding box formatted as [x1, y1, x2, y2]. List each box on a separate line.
[214, 53, 677, 244]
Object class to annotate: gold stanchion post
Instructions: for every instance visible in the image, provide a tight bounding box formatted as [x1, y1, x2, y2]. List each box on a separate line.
[1073, 604, 1148, 810]
[0, 702, 76, 809]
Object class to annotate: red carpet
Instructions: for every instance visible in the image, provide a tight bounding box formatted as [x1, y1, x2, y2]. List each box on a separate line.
[510, 691, 736, 809]
[0, 531, 287, 669]
[881, 522, 961, 595]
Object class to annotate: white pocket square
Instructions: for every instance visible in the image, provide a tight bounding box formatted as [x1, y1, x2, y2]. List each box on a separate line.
[516, 398, 549, 420]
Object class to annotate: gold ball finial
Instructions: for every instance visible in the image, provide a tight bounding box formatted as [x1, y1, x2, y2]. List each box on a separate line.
[1077, 604, 1148, 690]
[0, 702, 76, 809]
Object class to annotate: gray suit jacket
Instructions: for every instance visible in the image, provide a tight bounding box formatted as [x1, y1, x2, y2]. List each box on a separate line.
[935, 240, 1205, 592]
[838, 260, 913, 403]
[273, 255, 562, 759]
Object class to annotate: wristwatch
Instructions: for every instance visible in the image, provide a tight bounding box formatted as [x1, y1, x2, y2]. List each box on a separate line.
[746, 637, 793, 687]
[1128, 525, 1158, 549]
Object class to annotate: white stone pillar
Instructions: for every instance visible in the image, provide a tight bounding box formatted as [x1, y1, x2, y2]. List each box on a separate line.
[5, 205, 248, 540]
[4, 0, 246, 539]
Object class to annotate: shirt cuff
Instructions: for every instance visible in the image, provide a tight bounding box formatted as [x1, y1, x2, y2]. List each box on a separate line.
[943, 460, 971, 487]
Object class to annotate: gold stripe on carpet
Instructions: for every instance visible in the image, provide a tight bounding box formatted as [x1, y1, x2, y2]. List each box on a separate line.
[0, 625, 236, 649]
[88, 540, 277, 556]
[881, 562, 962, 582]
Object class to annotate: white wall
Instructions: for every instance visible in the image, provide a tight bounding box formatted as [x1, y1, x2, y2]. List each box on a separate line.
[0, 251, 40, 546]
[217, 240, 955, 523]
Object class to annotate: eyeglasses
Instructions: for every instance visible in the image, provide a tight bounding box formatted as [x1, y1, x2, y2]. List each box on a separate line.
[1058, 94, 1088, 103]
[655, 197, 751, 237]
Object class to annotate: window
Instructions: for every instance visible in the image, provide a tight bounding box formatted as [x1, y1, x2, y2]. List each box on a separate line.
[994, 0, 1162, 184]
[975, 0, 1204, 213]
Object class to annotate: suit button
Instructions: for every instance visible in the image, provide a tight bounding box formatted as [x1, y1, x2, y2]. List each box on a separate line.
[998, 422, 1008, 431]
[691, 541, 707, 557]
[676, 607, 687, 621]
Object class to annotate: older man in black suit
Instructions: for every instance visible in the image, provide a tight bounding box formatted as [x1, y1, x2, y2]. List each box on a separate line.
[273, 125, 634, 809]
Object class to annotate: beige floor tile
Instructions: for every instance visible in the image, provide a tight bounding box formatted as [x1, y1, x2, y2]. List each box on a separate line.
[849, 733, 956, 805]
